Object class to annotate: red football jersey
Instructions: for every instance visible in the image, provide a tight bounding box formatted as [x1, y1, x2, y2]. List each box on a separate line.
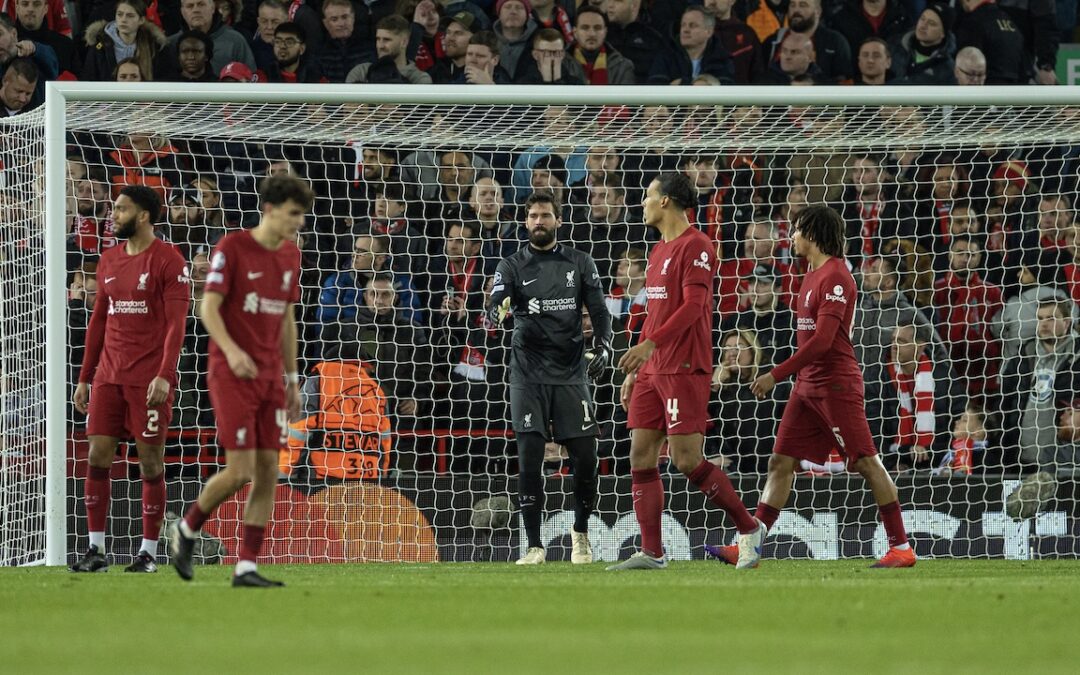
[791, 257, 864, 397]
[205, 230, 301, 381]
[641, 227, 716, 375]
[85, 238, 190, 386]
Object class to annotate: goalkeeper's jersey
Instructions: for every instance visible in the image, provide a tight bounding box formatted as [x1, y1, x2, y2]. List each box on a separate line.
[488, 243, 612, 386]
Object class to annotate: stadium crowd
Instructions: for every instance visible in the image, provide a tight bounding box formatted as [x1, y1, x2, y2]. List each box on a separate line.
[2, 0, 1074, 481]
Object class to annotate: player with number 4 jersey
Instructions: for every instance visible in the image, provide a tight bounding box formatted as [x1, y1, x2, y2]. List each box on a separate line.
[71, 186, 190, 575]
[608, 175, 765, 572]
[170, 175, 313, 588]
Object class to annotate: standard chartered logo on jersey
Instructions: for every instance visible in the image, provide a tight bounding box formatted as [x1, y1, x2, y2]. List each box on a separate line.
[528, 297, 578, 314]
[107, 297, 148, 315]
[242, 292, 288, 315]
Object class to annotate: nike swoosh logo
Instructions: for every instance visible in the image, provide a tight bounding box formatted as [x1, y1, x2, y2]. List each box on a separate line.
[141, 431, 156, 438]
[581, 423, 593, 431]
[522, 279, 538, 286]
[669, 421, 683, 428]
[104, 277, 116, 284]
[247, 271, 264, 279]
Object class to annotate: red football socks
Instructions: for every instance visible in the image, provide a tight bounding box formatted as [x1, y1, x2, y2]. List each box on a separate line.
[239, 524, 266, 563]
[687, 459, 758, 534]
[878, 500, 909, 548]
[755, 503, 781, 531]
[141, 474, 166, 542]
[630, 468, 664, 557]
[85, 466, 111, 535]
[182, 502, 209, 533]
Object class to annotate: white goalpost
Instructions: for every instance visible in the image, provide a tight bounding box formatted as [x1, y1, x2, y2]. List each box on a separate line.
[4, 83, 1080, 566]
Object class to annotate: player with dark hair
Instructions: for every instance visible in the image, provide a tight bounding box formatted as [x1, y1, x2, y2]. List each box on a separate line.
[70, 185, 190, 574]
[487, 190, 613, 565]
[709, 205, 917, 568]
[170, 174, 314, 587]
[607, 174, 765, 571]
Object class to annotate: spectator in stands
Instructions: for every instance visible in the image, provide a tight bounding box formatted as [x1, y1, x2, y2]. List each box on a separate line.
[1037, 194, 1073, 251]
[951, 46, 987, 85]
[720, 264, 796, 366]
[955, 0, 1025, 84]
[912, 159, 969, 262]
[763, 0, 852, 82]
[252, 0, 322, 72]
[648, 6, 733, 85]
[514, 26, 584, 83]
[463, 30, 511, 83]
[317, 233, 422, 330]
[69, 170, 117, 264]
[604, 0, 665, 83]
[831, 0, 911, 56]
[1052, 403, 1080, 475]
[318, 0, 375, 82]
[82, 1, 165, 82]
[0, 56, 35, 115]
[718, 219, 793, 316]
[3, 0, 68, 36]
[430, 10, 476, 83]
[754, 28, 822, 84]
[890, 3, 955, 85]
[347, 15, 431, 83]
[1003, 299, 1080, 470]
[992, 247, 1073, 368]
[261, 21, 323, 82]
[322, 272, 431, 419]
[934, 234, 1003, 395]
[358, 181, 429, 284]
[703, 0, 764, 84]
[530, 0, 575, 45]
[114, 56, 147, 80]
[709, 327, 788, 472]
[564, 177, 646, 278]
[430, 220, 488, 357]
[743, 0, 789, 43]
[218, 59, 255, 81]
[493, 0, 538, 80]
[14, 0, 75, 76]
[164, 0, 255, 75]
[510, 122, 586, 206]
[1003, 0, 1060, 85]
[854, 37, 892, 85]
[605, 246, 647, 343]
[939, 401, 986, 475]
[170, 29, 215, 81]
[0, 13, 56, 107]
[835, 152, 914, 264]
[884, 322, 937, 470]
[401, 148, 493, 228]
[856, 254, 950, 369]
[469, 176, 524, 262]
[568, 4, 634, 85]
[106, 133, 186, 204]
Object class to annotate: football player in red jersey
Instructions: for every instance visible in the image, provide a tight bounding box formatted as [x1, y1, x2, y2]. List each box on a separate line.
[170, 175, 313, 587]
[71, 185, 190, 574]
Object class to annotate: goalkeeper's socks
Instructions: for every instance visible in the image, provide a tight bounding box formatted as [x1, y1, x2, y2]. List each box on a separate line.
[754, 503, 781, 532]
[878, 500, 910, 549]
[630, 467, 664, 558]
[686, 459, 758, 534]
[85, 465, 111, 546]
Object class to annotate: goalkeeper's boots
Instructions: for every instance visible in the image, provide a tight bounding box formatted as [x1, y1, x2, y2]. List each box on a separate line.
[871, 546, 917, 568]
[570, 530, 593, 564]
[515, 547, 546, 565]
[736, 519, 767, 569]
[704, 544, 738, 566]
[124, 551, 158, 573]
[69, 545, 108, 573]
[169, 521, 196, 581]
[605, 551, 667, 571]
[232, 570, 285, 588]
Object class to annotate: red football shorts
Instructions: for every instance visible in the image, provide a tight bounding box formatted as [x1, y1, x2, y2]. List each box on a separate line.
[208, 373, 287, 451]
[774, 392, 878, 468]
[87, 381, 174, 445]
[627, 370, 711, 435]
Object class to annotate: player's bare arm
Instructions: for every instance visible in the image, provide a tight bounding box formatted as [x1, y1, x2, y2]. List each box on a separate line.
[200, 290, 257, 379]
[619, 372, 635, 411]
[280, 304, 301, 421]
[73, 283, 110, 415]
[618, 339, 655, 374]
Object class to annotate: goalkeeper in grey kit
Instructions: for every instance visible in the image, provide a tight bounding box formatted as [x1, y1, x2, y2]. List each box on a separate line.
[487, 191, 613, 565]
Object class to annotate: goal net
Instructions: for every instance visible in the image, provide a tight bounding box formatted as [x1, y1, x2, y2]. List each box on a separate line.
[8, 85, 1080, 566]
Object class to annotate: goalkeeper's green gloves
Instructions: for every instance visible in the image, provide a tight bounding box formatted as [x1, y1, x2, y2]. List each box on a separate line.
[490, 296, 512, 325]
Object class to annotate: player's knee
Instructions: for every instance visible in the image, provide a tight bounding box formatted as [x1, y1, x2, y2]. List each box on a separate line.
[138, 458, 164, 480]
[670, 450, 702, 475]
[767, 453, 797, 476]
[87, 442, 116, 468]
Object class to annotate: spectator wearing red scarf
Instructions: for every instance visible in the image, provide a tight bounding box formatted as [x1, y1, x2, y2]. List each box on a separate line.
[569, 5, 634, 84]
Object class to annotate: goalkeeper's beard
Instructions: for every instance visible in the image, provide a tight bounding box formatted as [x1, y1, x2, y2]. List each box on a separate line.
[529, 225, 556, 248]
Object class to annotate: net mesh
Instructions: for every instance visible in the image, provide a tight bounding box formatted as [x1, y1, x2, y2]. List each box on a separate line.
[0, 110, 47, 565]
[7, 97, 1080, 565]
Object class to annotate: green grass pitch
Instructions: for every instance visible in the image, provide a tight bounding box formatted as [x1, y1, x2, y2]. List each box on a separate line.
[2, 560, 1077, 674]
